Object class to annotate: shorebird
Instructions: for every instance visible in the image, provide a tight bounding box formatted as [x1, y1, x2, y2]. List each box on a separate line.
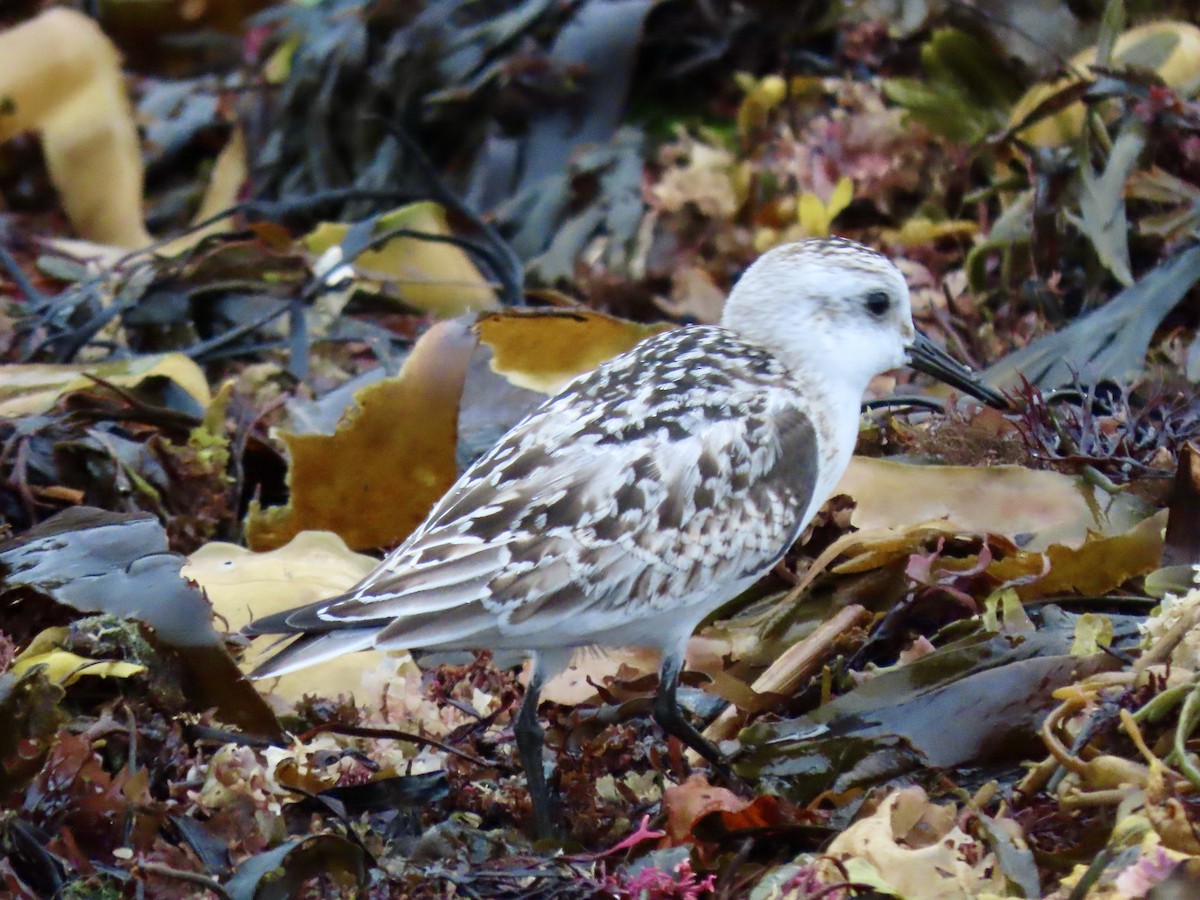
[246, 238, 1005, 838]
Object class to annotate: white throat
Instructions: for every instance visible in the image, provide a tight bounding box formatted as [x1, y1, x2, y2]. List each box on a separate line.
[777, 334, 872, 510]
[717, 239, 918, 514]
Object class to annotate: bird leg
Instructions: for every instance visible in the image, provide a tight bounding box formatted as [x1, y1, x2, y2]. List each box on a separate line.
[653, 651, 751, 795]
[514, 667, 559, 840]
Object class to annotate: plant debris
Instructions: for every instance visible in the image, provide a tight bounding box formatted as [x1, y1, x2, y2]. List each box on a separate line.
[4, 1, 1200, 897]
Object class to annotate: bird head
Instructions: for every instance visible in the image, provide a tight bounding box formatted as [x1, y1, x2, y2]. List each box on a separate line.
[720, 238, 1006, 408]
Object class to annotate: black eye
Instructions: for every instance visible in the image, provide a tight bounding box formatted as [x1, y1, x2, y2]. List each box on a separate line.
[864, 290, 891, 316]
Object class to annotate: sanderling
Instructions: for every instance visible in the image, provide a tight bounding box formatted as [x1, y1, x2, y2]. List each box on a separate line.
[246, 238, 1005, 838]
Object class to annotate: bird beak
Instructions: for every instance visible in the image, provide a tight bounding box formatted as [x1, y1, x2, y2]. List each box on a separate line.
[906, 333, 1009, 409]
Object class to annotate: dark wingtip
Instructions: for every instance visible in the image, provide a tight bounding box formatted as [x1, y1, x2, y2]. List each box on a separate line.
[241, 607, 301, 637]
[242, 593, 355, 637]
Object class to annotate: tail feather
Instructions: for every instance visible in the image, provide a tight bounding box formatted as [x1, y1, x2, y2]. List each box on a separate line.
[249, 628, 379, 678]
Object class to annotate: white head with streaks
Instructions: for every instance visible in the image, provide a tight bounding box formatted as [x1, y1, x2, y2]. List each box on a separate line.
[720, 238, 916, 396]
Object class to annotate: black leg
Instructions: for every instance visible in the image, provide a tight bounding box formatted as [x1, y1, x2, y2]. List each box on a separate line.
[514, 667, 558, 840]
[653, 651, 749, 792]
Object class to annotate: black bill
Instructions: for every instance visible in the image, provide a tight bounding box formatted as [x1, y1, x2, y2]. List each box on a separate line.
[907, 333, 1009, 409]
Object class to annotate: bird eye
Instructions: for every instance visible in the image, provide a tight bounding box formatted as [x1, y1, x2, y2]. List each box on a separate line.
[864, 290, 891, 316]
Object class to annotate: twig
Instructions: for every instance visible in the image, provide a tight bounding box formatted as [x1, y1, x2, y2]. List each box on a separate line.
[1136, 602, 1200, 673]
[0, 240, 45, 302]
[344, 225, 504, 289]
[689, 604, 872, 761]
[181, 303, 292, 361]
[138, 862, 233, 899]
[372, 118, 524, 307]
[806, 883, 878, 900]
[107, 188, 422, 271]
[296, 722, 503, 771]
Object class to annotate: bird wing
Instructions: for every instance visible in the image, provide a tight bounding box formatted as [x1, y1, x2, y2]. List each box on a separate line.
[248, 326, 822, 665]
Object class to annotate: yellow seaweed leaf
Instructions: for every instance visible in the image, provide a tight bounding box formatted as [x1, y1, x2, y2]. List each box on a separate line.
[882, 217, 979, 248]
[981, 588, 1035, 634]
[304, 202, 499, 317]
[1071, 613, 1115, 657]
[796, 177, 854, 239]
[172, 126, 248, 251]
[10, 652, 145, 687]
[11, 628, 145, 686]
[477, 308, 669, 394]
[185, 531, 377, 633]
[819, 511, 1163, 610]
[836, 458, 1151, 551]
[735, 72, 824, 136]
[826, 787, 1008, 899]
[0, 10, 149, 247]
[245, 318, 479, 551]
[993, 511, 1166, 600]
[1010, 21, 1200, 147]
[185, 531, 389, 701]
[0, 353, 211, 417]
